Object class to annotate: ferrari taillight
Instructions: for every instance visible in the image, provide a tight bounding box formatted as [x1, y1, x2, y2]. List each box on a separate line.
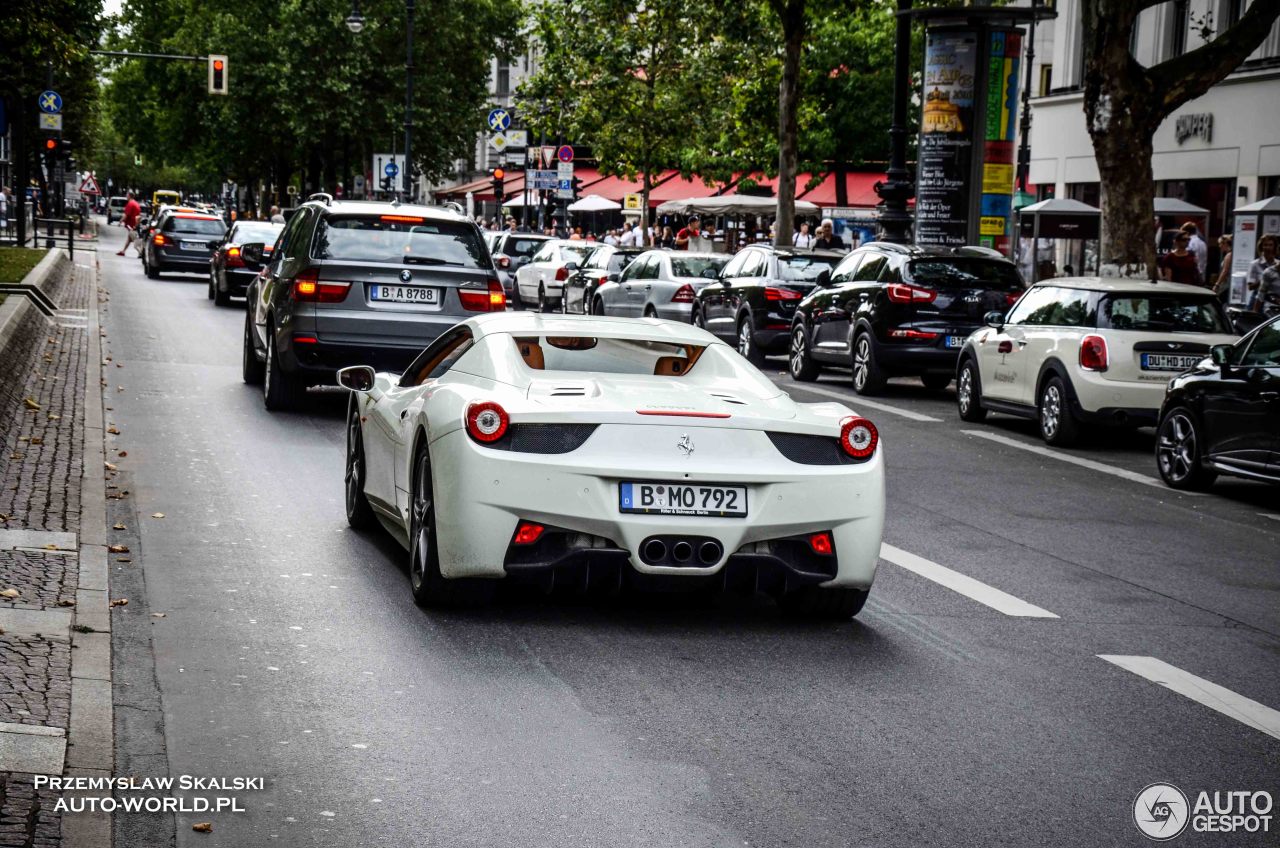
[465, 401, 509, 444]
[839, 416, 878, 460]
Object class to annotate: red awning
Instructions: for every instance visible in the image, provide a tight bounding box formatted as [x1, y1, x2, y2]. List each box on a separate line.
[647, 175, 734, 204]
[796, 172, 888, 208]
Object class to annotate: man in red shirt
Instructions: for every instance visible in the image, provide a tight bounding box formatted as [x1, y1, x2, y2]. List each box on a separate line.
[117, 192, 142, 256]
[675, 216, 701, 250]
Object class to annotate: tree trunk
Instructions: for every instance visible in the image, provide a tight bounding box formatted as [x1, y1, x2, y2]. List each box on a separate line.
[774, 0, 804, 247]
[1093, 113, 1156, 278]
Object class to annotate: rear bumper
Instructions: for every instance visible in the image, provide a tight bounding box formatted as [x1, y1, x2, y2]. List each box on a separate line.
[153, 249, 213, 271]
[873, 341, 964, 373]
[220, 268, 259, 296]
[752, 328, 790, 354]
[654, 302, 694, 322]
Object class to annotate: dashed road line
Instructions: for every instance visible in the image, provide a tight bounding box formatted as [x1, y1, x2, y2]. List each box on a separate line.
[1098, 655, 1280, 740]
[1259, 513, 1280, 522]
[879, 543, 1059, 618]
[782, 381, 944, 422]
[960, 429, 1201, 495]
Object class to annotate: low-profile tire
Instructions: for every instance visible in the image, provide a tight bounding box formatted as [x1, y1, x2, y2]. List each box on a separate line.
[921, 373, 951, 391]
[591, 296, 605, 316]
[692, 306, 706, 329]
[145, 258, 159, 279]
[778, 586, 868, 620]
[956, 358, 987, 422]
[207, 275, 215, 300]
[408, 439, 494, 608]
[1155, 407, 1217, 490]
[241, 311, 265, 385]
[262, 325, 301, 411]
[344, 400, 377, 530]
[213, 276, 232, 306]
[737, 316, 766, 366]
[643, 305, 657, 319]
[1037, 375, 1080, 446]
[537, 284, 548, 313]
[851, 331, 887, 395]
[789, 325, 821, 381]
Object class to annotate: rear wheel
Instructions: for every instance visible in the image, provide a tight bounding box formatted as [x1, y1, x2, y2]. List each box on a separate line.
[207, 274, 215, 300]
[591, 296, 605, 316]
[537, 284, 547, 313]
[643, 305, 657, 319]
[737, 316, 766, 366]
[213, 275, 232, 306]
[851, 332, 886, 395]
[263, 325, 301, 411]
[921, 373, 951, 391]
[241, 311, 264, 385]
[692, 306, 706, 329]
[1038, 375, 1080, 446]
[408, 440, 494, 608]
[789, 326, 820, 381]
[345, 401, 377, 530]
[779, 586, 868, 620]
[1155, 407, 1217, 490]
[956, 359, 986, 422]
[145, 256, 159, 279]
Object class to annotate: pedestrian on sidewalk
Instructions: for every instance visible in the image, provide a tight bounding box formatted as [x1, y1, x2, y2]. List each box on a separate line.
[1180, 221, 1208, 280]
[269, 205, 285, 224]
[1158, 231, 1202, 286]
[116, 192, 141, 256]
[1212, 234, 1233, 302]
[674, 216, 700, 250]
[813, 220, 838, 250]
[1246, 234, 1278, 309]
[793, 221, 815, 249]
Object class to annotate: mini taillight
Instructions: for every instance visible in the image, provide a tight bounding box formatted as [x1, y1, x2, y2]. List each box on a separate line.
[226, 245, 245, 268]
[555, 266, 569, 282]
[292, 270, 350, 303]
[152, 233, 166, 246]
[513, 522, 544, 545]
[764, 286, 802, 301]
[465, 401, 509, 443]
[886, 283, 937, 304]
[839, 416, 878, 460]
[460, 280, 507, 312]
[808, 532, 834, 556]
[671, 284, 695, 303]
[1079, 334, 1108, 371]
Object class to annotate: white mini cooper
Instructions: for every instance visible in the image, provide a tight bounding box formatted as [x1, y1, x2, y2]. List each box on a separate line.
[954, 278, 1238, 445]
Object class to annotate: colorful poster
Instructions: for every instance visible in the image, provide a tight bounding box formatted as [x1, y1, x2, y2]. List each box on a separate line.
[978, 31, 1021, 253]
[916, 32, 979, 248]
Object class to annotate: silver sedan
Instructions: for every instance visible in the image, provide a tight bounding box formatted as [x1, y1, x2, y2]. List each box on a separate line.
[597, 250, 729, 322]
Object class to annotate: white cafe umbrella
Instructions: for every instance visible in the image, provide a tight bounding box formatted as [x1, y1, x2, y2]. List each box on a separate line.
[568, 194, 622, 212]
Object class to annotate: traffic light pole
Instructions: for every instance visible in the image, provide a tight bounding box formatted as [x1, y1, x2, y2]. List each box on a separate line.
[402, 0, 415, 201]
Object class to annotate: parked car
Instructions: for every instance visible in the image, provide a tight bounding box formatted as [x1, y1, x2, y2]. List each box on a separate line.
[1155, 313, 1280, 489]
[141, 211, 227, 279]
[240, 197, 503, 411]
[513, 239, 595, 311]
[488, 231, 553, 304]
[561, 245, 646, 314]
[789, 244, 1025, 393]
[955, 278, 1239, 445]
[106, 196, 127, 225]
[693, 245, 844, 365]
[338, 312, 884, 617]
[591, 250, 730, 321]
[208, 220, 284, 306]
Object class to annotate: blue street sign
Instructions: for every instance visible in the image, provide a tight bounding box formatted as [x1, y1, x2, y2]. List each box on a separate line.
[487, 108, 511, 132]
[39, 91, 63, 114]
[557, 145, 574, 163]
[385, 162, 399, 178]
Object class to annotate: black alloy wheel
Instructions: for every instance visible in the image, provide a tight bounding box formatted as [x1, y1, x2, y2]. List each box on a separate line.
[408, 440, 493, 608]
[241, 310, 264, 385]
[851, 332, 886, 395]
[345, 401, 377, 529]
[263, 325, 300, 411]
[737, 316, 765, 366]
[1155, 407, 1217, 490]
[789, 326, 820, 382]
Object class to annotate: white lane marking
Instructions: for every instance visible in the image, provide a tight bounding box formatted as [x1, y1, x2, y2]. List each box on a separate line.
[879, 543, 1059, 618]
[960, 429, 1201, 495]
[1098, 655, 1280, 740]
[782, 382, 943, 422]
[1259, 513, 1280, 522]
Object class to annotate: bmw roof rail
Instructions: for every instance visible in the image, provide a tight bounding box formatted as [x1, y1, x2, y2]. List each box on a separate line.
[307, 192, 333, 205]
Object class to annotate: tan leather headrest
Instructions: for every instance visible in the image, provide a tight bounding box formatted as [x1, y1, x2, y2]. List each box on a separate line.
[653, 356, 688, 376]
[519, 341, 545, 370]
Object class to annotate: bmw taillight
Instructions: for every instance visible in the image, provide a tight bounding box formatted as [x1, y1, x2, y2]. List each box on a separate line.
[460, 279, 507, 312]
[839, 416, 878, 460]
[292, 269, 350, 303]
[671, 284, 695, 303]
[465, 401, 509, 444]
[886, 283, 937, 304]
[1079, 334, 1108, 371]
[764, 286, 802, 301]
[555, 266, 569, 282]
[226, 245, 245, 268]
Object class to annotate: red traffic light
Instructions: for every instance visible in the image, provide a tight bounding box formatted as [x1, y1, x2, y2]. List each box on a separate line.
[213, 59, 224, 71]
[45, 138, 57, 150]
[492, 168, 505, 180]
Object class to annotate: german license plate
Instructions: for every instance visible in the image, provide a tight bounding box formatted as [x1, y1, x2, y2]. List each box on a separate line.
[945, 335, 965, 349]
[180, 241, 206, 251]
[619, 482, 747, 518]
[370, 285, 439, 304]
[1141, 353, 1200, 371]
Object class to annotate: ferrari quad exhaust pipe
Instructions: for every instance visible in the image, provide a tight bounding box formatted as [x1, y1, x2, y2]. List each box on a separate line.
[698, 541, 722, 565]
[641, 536, 722, 567]
[672, 541, 694, 563]
[641, 538, 667, 564]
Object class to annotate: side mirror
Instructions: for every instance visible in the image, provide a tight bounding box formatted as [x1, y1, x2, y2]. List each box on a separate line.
[720, 277, 731, 287]
[564, 262, 579, 272]
[1209, 344, 1234, 367]
[241, 242, 265, 264]
[337, 365, 376, 393]
[516, 255, 531, 267]
[984, 310, 1005, 329]
[606, 272, 620, 283]
[1247, 367, 1278, 386]
[816, 269, 832, 288]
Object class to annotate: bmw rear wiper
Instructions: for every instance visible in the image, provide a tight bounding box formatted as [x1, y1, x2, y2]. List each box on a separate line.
[403, 255, 464, 266]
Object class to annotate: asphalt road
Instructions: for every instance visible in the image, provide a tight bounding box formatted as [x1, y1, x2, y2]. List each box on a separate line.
[95, 236, 1280, 848]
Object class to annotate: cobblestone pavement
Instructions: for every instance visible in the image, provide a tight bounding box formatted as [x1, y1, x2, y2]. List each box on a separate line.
[0, 254, 92, 848]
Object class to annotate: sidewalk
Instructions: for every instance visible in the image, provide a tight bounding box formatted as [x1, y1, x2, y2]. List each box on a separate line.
[0, 247, 110, 848]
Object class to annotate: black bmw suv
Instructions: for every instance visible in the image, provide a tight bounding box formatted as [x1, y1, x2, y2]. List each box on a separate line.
[692, 245, 845, 365]
[789, 243, 1024, 394]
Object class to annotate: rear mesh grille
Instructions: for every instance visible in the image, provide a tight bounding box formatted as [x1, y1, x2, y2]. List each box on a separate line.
[766, 432, 858, 465]
[489, 424, 598, 454]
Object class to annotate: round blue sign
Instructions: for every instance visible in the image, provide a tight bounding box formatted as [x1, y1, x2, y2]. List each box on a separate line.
[487, 109, 511, 132]
[39, 91, 63, 114]
[384, 162, 399, 177]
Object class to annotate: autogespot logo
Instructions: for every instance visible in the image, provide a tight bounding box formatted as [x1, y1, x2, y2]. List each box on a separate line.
[1134, 783, 1190, 841]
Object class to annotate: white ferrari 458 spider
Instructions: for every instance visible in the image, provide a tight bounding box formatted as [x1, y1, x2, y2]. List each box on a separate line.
[339, 313, 885, 618]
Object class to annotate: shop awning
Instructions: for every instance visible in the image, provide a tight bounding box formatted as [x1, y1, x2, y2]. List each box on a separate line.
[797, 172, 888, 208]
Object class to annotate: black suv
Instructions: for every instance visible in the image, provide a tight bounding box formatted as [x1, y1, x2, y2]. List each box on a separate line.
[789, 243, 1024, 393]
[239, 196, 502, 410]
[1155, 313, 1280, 489]
[693, 245, 845, 365]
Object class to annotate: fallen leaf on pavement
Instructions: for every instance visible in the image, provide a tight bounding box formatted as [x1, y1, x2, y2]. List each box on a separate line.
[151, 512, 165, 519]
[104, 462, 118, 471]
[108, 545, 129, 553]
[48, 414, 60, 421]
[118, 451, 128, 457]
[110, 598, 129, 607]
[192, 822, 212, 833]
[152, 612, 167, 618]
[44, 544, 58, 550]
[113, 523, 127, 530]
[108, 426, 120, 435]
[29, 437, 43, 445]
[56, 599, 75, 607]
[22, 397, 40, 410]
[117, 386, 124, 392]
[1, 588, 20, 599]
[116, 558, 132, 563]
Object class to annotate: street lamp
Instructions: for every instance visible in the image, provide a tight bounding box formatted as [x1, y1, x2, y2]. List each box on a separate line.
[345, 3, 365, 33]
[345, 0, 415, 202]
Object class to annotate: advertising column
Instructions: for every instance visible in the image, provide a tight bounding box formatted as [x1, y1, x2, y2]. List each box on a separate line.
[916, 31, 978, 248]
[980, 30, 1022, 255]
